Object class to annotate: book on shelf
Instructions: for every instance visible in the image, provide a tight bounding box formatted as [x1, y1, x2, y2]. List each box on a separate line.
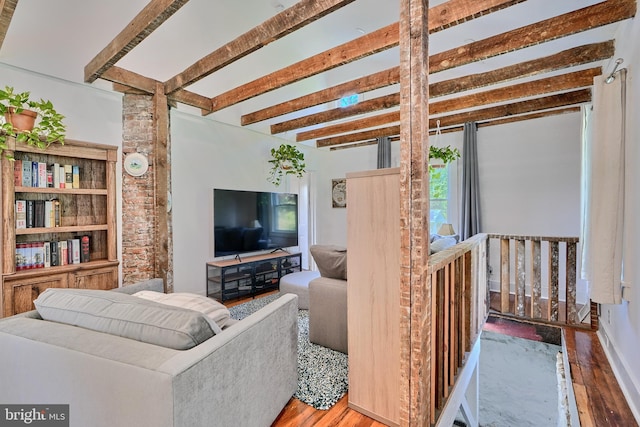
[59, 240, 68, 266]
[13, 159, 22, 187]
[50, 241, 59, 267]
[80, 235, 90, 263]
[15, 200, 26, 229]
[58, 165, 65, 188]
[72, 165, 80, 189]
[15, 243, 27, 271]
[44, 241, 51, 268]
[53, 199, 60, 227]
[33, 242, 45, 269]
[34, 200, 45, 228]
[31, 161, 38, 188]
[22, 160, 32, 187]
[44, 200, 52, 228]
[64, 164, 73, 189]
[38, 162, 47, 188]
[52, 163, 60, 188]
[71, 238, 81, 264]
[25, 200, 34, 228]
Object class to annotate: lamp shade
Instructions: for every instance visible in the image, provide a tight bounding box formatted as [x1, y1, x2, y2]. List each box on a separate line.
[251, 220, 262, 228]
[437, 223, 455, 236]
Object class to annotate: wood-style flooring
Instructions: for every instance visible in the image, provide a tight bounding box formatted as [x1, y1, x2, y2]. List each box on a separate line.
[224, 294, 637, 426]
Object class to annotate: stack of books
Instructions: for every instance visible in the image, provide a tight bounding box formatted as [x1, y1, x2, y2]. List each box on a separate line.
[13, 159, 80, 189]
[15, 236, 90, 270]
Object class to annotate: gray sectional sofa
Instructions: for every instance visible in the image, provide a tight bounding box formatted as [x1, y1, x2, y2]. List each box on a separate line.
[0, 278, 298, 427]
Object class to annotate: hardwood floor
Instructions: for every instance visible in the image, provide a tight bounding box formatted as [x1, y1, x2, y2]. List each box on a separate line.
[272, 395, 386, 427]
[564, 328, 638, 427]
[225, 294, 637, 426]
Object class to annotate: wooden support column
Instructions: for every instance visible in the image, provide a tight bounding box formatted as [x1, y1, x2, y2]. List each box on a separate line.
[548, 241, 560, 321]
[500, 239, 510, 313]
[153, 82, 172, 292]
[531, 239, 542, 319]
[566, 242, 577, 324]
[399, 0, 430, 425]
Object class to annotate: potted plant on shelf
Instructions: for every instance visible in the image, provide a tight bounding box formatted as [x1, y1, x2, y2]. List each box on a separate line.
[0, 86, 66, 157]
[268, 143, 306, 186]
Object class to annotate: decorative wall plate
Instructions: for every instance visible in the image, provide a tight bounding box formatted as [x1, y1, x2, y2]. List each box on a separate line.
[124, 152, 149, 176]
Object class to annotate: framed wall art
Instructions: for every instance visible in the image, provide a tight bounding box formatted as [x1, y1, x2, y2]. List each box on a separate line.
[332, 178, 346, 208]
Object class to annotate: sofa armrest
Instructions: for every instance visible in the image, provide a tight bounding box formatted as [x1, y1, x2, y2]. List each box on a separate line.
[157, 293, 299, 427]
[309, 277, 348, 353]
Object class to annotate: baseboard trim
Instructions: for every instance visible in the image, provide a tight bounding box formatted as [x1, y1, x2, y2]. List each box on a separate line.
[598, 323, 640, 423]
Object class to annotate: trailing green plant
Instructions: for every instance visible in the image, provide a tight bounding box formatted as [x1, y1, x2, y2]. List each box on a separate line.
[0, 86, 66, 157]
[268, 143, 306, 186]
[429, 145, 460, 165]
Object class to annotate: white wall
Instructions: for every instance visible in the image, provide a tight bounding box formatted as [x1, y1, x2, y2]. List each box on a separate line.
[170, 111, 325, 294]
[596, 15, 640, 421]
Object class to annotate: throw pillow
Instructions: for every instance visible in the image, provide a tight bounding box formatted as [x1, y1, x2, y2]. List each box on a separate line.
[430, 236, 458, 254]
[34, 288, 216, 350]
[310, 244, 347, 280]
[133, 291, 232, 331]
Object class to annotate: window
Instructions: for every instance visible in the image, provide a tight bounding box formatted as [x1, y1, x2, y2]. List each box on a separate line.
[272, 193, 297, 233]
[430, 164, 449, 234]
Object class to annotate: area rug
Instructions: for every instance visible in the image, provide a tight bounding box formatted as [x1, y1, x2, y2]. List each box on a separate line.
[478, 330, 562, 426]
[228, 293, 348, 410]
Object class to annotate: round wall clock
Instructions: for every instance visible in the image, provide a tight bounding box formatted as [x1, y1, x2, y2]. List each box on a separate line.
[123, 152, 149, 177]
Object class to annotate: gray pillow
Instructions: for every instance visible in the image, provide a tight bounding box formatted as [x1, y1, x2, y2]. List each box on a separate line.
[310, 244, 347, 280]
[430, 237, 458, 254]
[34, 288, 215, 350]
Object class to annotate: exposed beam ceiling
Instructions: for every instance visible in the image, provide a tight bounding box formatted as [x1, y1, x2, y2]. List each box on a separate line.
[2, 0, 635, 150]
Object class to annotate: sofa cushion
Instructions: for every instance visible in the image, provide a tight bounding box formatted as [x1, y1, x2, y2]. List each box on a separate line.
[310, 244, 347, 280]
[430, 236, 458, 254]
[133, 291, 233, 330]
[33, 288, 216, 350]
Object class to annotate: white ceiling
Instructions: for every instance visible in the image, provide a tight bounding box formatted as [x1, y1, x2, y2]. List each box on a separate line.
[0, 0, 623, 142]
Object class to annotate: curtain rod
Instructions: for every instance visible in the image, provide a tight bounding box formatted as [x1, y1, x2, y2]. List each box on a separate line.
[605, 58, 624, 84]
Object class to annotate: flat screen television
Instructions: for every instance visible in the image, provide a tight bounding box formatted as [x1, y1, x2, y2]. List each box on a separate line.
[213, 189, 299, 257]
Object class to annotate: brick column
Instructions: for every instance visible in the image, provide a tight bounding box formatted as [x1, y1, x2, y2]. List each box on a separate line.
[121, 94, 157, 284]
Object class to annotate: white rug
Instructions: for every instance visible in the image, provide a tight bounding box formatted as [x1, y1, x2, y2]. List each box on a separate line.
[479, 330, 562, 427]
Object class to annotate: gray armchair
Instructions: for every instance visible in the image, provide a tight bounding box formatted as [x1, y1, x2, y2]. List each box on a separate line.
[308, 276, 348, 354]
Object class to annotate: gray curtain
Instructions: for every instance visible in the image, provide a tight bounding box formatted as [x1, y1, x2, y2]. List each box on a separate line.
[460, 122, 480, 240]
[376, 136, 391, 169]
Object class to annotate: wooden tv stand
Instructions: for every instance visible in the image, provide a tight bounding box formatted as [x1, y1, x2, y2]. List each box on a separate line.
[206, 252, 301, 302]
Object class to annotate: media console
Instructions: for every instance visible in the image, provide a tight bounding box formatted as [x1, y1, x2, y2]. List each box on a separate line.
[206, 252, 302, 302]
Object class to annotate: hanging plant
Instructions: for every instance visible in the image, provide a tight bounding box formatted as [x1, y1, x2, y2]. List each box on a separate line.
[429, 145, 460, 170]
[268, 143, 306, 186]
[0, 86, 66, 158]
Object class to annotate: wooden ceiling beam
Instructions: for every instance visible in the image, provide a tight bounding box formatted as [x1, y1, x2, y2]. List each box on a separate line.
[430, 0, 636, 74]
[430, 40, 614, 98]
[244, 40, 611, 126]
[429, 67, 600, 115]
[245, 40, 612, 128]
[241, 67, 400, 125]
[208, 22, 399, 114]
[84, 0, 190, 83]
[208, 0, 525, 114]
[328, 107, 582, 151]
[164, 0, 357, 95]
[298, 67, 597, 142]
[279, 67, 598, 134]
[316, 90, 591, 147]
[0, 0, 18, 50]
[102, 66, 159, 94]
[101, 66, 212, 112]
[271, 93, 400, 134]
[299, 110, 400, 142]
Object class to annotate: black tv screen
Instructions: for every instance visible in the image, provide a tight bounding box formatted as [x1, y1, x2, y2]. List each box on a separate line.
[213, 189, 299, 257]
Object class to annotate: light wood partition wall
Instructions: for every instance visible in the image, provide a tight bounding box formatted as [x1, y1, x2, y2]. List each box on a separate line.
[346, 168, 400, 426]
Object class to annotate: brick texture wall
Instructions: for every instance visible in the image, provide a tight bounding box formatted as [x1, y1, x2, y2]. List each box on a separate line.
[122, 94, 156, 284]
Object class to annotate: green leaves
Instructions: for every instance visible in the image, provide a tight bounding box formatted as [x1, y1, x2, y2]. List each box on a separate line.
[429, 145, 461, 165]
[268, 144, 306, 186]
[0, 86, 66, 156]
